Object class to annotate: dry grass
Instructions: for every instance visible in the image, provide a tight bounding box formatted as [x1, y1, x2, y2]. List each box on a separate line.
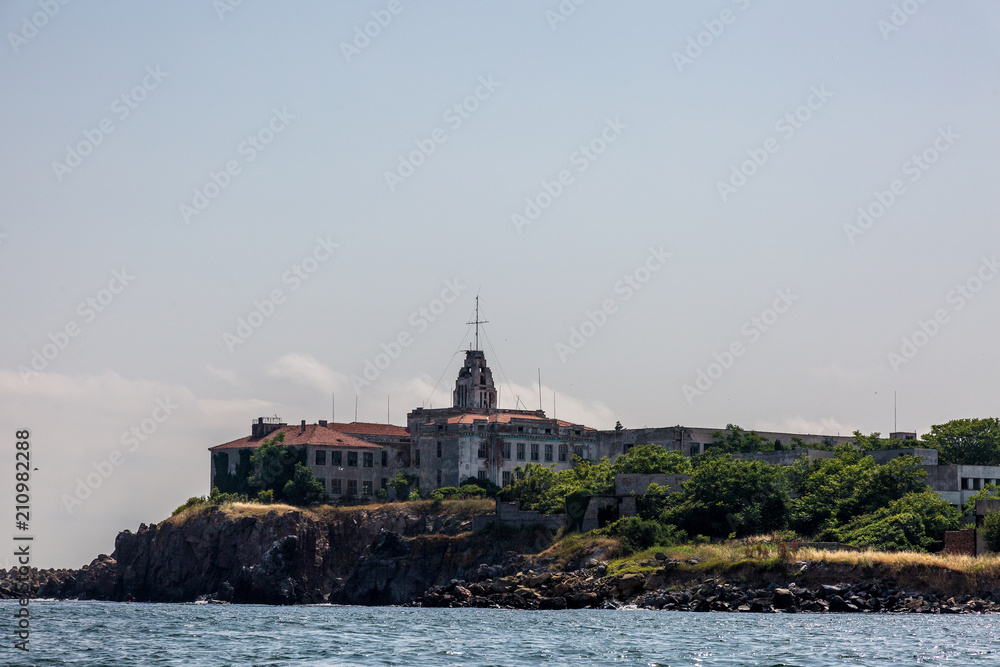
[798, 546, 1000, 576]
[540, 533, 622, 570]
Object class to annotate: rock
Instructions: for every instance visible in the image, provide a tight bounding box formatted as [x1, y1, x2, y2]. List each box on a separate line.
[773, 588, 796, 609]
[617, 574, 645, 594]
[749, 598, 773, 613]
[568, 591, 598, 608]
[654, 552, 667, 561]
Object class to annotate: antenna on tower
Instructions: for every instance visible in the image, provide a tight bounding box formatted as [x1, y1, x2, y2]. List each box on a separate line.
[467, 294, 489, 351]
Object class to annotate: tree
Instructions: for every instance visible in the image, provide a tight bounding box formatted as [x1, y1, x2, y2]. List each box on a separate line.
[282, 463, 325, 506]
[982, 511, 1000, 552]
[788, 447, 929, 536]
[962, 484, 1000, 516]
[662, 453, 790, 537]
[922, 418, 1000, 466]
[611, 444, 692, 475]
[387, 472, 416, 500]
[833, 491, 959, 552]
[709, 424, 774, 453]
[246, 433, 304, 501]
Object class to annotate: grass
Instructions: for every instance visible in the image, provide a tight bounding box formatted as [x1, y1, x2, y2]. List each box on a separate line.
[166, 497, 496, 526]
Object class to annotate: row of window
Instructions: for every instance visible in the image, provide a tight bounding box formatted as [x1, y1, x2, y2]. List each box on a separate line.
[476, 470, 514, 486]
[476, 442, 583, 461]
[314, 449, 387, 468]
[319, 477, 390, 496]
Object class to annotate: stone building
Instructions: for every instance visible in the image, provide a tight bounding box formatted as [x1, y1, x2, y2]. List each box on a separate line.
[208, 418, 407, 500]
[406, 348, 597, 492]
[594, 425, 852, 458]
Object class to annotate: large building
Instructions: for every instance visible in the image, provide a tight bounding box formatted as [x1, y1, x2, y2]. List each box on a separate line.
[407, 348, 597, 490]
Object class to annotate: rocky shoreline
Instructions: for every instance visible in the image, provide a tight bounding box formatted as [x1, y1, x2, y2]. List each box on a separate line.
[417, 561, 1000, 614]
[3, 503, 999, 613]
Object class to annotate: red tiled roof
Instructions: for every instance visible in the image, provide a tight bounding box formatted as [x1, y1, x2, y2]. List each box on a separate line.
[209, 424, 382, 451]
[324, 421, 409, 437]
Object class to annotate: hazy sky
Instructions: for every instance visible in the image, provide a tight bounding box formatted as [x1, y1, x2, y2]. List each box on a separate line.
[2, 1, 999, 567]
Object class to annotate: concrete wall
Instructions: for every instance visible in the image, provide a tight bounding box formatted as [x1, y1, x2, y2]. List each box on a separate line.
[925, 466, 1000, 506]
[481, 501, 564, 532]
[869, 448, 938, 466]
[614, 473, 690, 496]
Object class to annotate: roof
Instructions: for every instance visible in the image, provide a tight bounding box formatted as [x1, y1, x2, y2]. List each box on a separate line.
[420, 412, 595, 430]
[324, 421, 409, 437]
[209, 424, 382, 451]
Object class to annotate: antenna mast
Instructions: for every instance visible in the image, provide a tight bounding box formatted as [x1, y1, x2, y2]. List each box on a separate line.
[467, 295, 489, 351]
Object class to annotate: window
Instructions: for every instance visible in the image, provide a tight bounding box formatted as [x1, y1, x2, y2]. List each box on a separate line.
[315, 450, 326, 465]
[347, 451, 358, 467]
[574, 430, 581, 436]
[364, 452, 374, 468]
[517, 443, 525, 460]
[574, 445, 584, 458]
[517, 426, 524, 433]
[558, 444, 567, 462]
[545, 428, 551, 434]
[318, 478, 327, 491]
[347, 480, 358, 496]
[415, 447, 421, 467]
[437, 441, 442, 458]
[332, 451, 342, 466]
[381, 477, 388, 489]
[502, 470, 511, 486]
[381, 451, 388, 467]
[331, 478, 342, 495]
[478, 442, 487, 458]
[362, 481, 373, 496]
[544, 444, 553, 462]
[478, 470, 488, 481]
[503, 442, 511, 459]
[531, 443, 539, 461]
[437, 470, 442, 487]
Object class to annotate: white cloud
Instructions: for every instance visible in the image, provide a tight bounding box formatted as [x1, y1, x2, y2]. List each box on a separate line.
[752, 416, 854, 437]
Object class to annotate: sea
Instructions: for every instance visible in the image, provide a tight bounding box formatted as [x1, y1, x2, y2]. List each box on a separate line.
[3, 601, 1000, 666]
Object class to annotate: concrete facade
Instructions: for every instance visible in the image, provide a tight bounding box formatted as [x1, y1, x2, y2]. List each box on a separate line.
[922, 465, 1000, 506]
[595, 425, 852, 458]
[869, 448, 938, 466]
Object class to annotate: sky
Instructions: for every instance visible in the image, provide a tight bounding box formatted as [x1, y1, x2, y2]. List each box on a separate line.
[1, 1, 999, 568]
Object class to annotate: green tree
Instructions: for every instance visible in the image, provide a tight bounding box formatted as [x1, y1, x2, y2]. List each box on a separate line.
[962, 484, 1000, 515]
[922, 418, 1000, 466]
[709, 424, 774, 453]
[788, 447, 928, 536]
[982, 511, 1000, 552]
[611, 444, 692, 475]
[387, 472, 416, 500]
[246, 433, 304, 501]
[282, 463, 325, 506]
[833, 491, 959, 552]
[662, 453, 790, 537]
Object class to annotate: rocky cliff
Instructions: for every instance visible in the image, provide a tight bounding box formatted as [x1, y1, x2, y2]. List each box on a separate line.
[2, 501, 532, 605]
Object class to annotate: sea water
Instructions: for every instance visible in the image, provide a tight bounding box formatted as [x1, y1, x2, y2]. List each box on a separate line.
[4, 600, 1000, 666]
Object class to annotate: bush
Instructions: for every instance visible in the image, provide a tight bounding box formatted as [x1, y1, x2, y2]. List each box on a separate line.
[598, 517, 686, 553]
[430, 486, 461, 501]
[983, 511, 1000, 552]
[834, 491, 959, 552]
[172, 496, 205, 516]
[408, 488, 421, 501]
[255, 489, 274, 504]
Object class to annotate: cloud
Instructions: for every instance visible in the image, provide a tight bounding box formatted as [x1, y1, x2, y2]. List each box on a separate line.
[205, 364, 240, 385]
[265, 353, 351, 394]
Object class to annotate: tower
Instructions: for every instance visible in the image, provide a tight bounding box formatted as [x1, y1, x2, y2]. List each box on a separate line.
[453, 296, 496, 409]
[453, 350, 497, 409]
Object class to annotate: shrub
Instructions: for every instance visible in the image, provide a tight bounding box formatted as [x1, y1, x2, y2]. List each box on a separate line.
[255, 489, 274, 504]
[983, 511, 1000, 552]
[408, 488, 421, 501]
[172, 496, 205, 516]
[598, 517, 686, 553]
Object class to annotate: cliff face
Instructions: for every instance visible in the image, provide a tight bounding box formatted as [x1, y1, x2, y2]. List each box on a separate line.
[7, 502, 524, 605]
